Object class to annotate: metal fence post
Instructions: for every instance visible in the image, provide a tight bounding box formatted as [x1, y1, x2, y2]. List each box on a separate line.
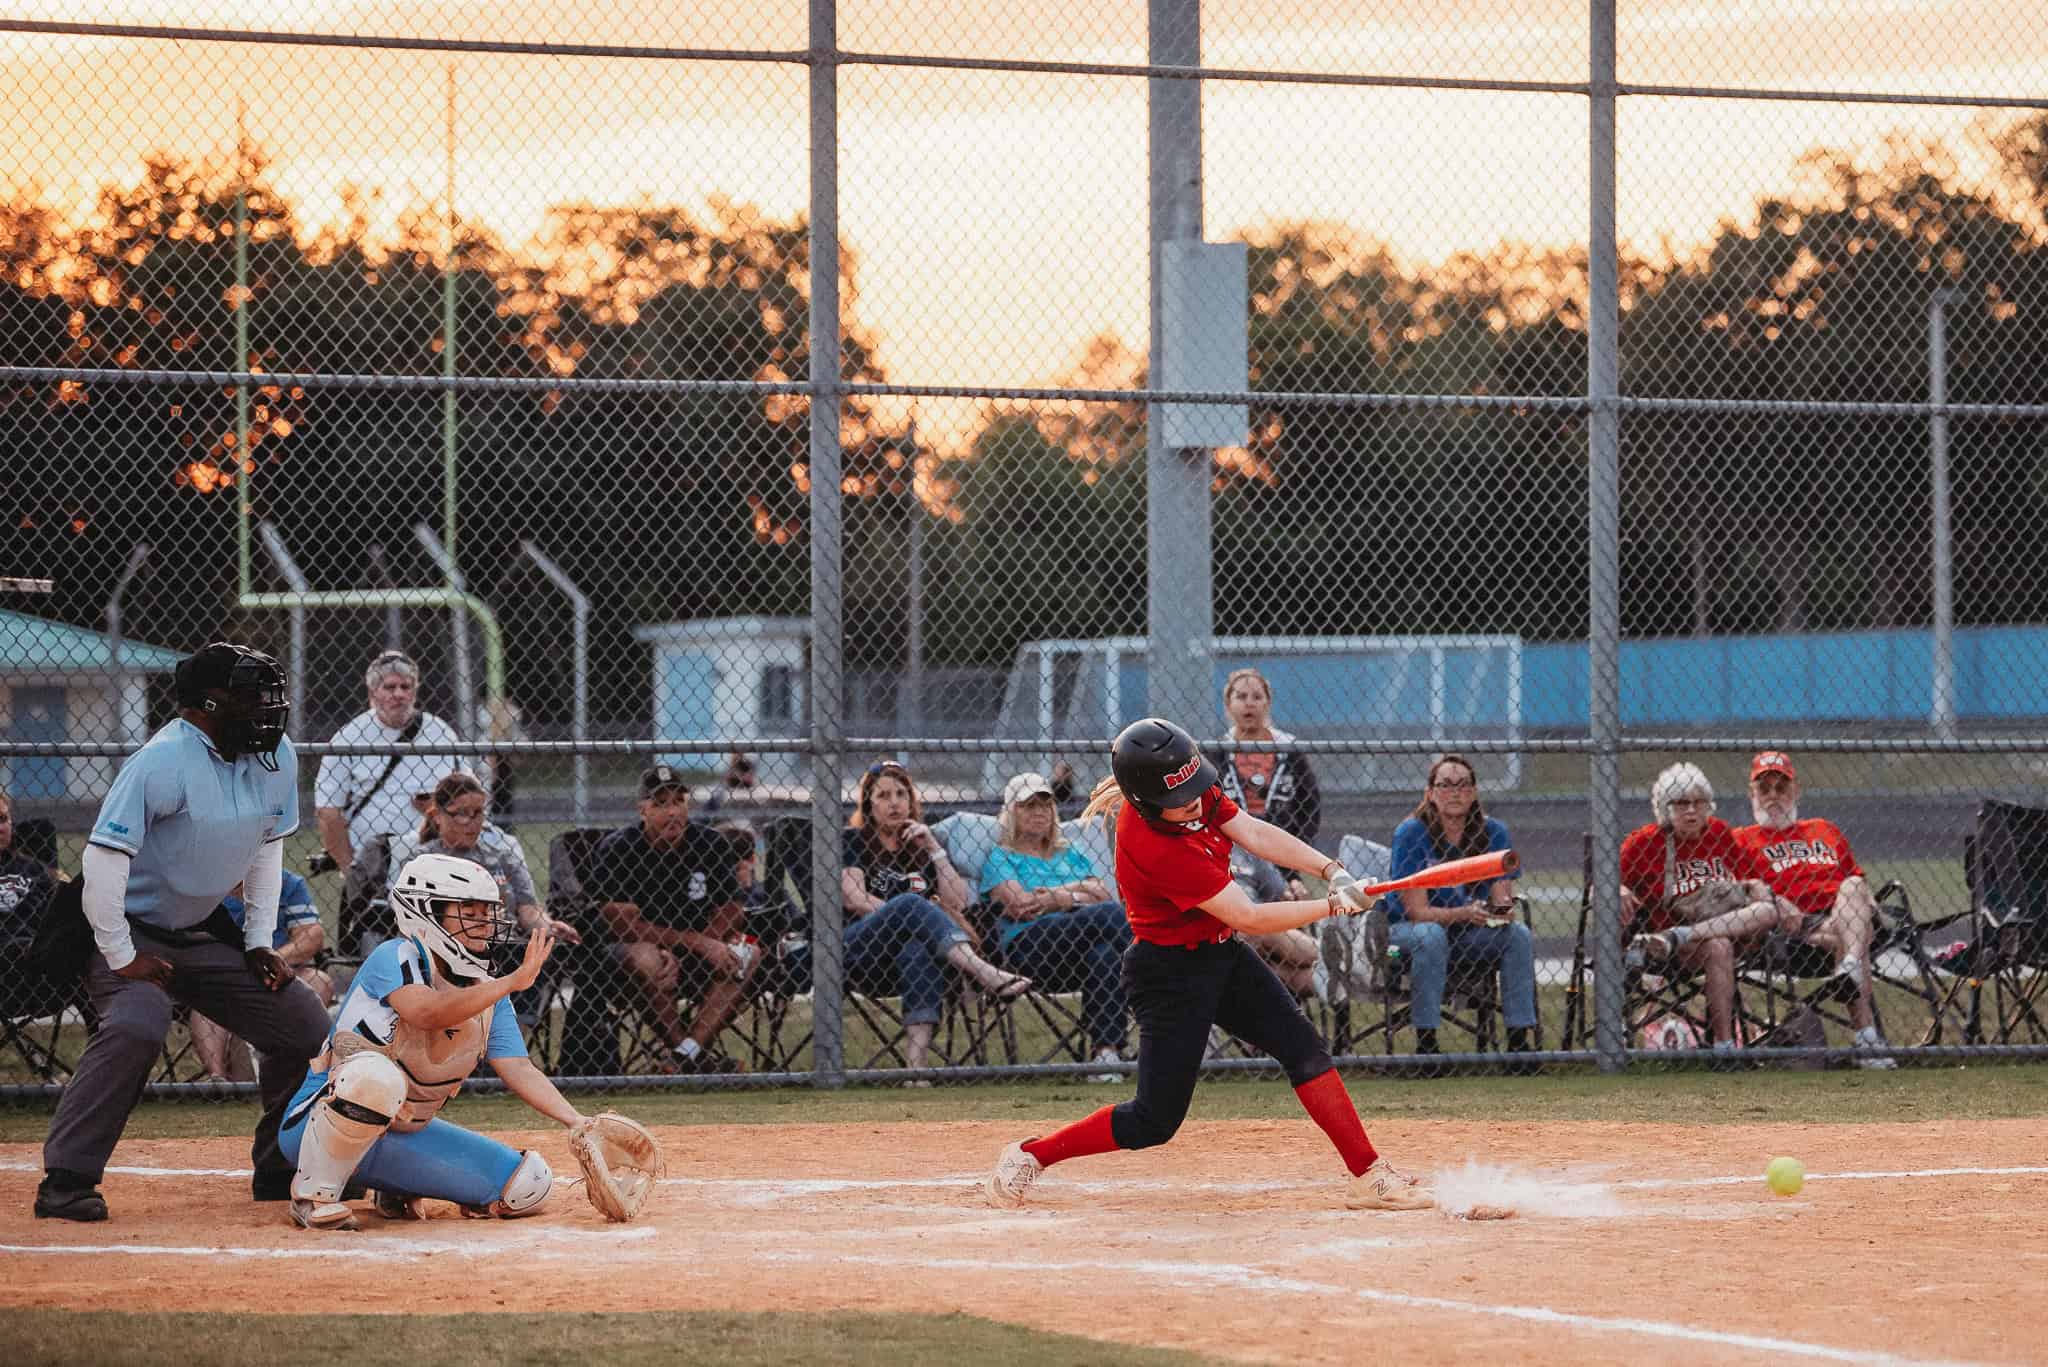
[1587, 0, 1627, 1075]
[808, 0, 847, 1089]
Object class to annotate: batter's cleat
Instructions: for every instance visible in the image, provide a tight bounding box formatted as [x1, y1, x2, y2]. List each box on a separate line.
[986, 1140, 1044, 1208]
[372, 1188, 425, 1220]
[1345, 1158, 1435, 1212]
[289, 1196, 359, 1231]
[33, 1180, 108, 1223]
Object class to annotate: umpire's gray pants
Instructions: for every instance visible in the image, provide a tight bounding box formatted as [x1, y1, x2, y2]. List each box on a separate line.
[43, 927, 331, 1187]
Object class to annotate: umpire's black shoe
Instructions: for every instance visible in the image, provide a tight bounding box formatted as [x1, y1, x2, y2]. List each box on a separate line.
[251, 1169, 294, 1202]
[34, 1178, 108, 1223]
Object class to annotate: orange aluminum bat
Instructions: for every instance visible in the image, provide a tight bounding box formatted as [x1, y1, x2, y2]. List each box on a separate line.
[1355, 849, 1519, 898]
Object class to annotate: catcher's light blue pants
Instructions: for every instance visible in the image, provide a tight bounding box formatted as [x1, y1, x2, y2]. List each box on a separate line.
[280, 1070, 524, 1207]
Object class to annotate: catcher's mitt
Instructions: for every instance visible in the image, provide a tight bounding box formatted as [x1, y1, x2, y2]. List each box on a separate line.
[568, 1111, 663, 1222]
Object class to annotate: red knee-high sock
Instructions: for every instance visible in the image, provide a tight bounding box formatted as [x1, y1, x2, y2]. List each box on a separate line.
[1294, 1069, 1378, 1177]
[1022, 1104, 1121, 1168]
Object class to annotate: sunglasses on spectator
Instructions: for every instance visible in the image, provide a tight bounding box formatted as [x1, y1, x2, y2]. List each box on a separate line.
[1431, 778, 1476, 791]
[440, 802, 488, 820]
[865, 760, 910, 778]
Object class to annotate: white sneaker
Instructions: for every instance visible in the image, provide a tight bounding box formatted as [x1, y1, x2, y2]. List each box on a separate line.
[986, 1140, 1044, 1208]
[1344, 1158, 1434, 1212]
[289, 1196, 358, 1231]
[1087, 1047, 1123, 1084]
[1854, 1029, 1898, 1070]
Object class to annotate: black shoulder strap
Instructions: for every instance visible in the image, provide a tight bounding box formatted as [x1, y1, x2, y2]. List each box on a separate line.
[345, 712, 430, 823]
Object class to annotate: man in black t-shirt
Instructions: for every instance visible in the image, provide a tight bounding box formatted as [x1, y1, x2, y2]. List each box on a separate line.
[587, 766, 758, 1074]
[0, 795, 63, 1023]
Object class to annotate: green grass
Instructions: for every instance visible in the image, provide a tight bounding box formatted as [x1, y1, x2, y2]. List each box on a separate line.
[0, 1310, 1217, 1367]
[12, 1062, 2048, 1143]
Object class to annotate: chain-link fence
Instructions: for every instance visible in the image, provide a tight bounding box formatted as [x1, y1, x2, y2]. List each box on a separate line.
[4, 1, 2048, 1097]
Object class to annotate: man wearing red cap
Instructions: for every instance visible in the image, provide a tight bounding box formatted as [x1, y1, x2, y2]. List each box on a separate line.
[1731, 751, 1897, 1069]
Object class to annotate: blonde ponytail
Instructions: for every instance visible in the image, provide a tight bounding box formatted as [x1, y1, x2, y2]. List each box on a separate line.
[1079, 774, 1125, 853]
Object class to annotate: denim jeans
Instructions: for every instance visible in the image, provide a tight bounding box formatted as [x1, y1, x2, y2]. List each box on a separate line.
[1388, 919, 1537, 1030]
[995, 902, 1132, 1051]
[842, 893, 969, 1026]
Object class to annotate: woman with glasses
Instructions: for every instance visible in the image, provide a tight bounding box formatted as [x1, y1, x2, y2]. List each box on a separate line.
[981, 771, 1131, 1079]
[1380, 755, 1537, 1069]
[386, 773, 578, 947]
[829, 760, 1031, 1078]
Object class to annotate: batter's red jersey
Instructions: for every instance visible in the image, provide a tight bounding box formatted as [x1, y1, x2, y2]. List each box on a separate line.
[1115, 787, 1241, 946]
[1732, 818, 1862, 915]
[1618, 818, 1763, 931]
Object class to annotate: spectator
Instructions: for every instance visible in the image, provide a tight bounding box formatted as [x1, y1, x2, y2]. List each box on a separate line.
[827, 759, 1030, 1079]
[189, 869, 335, 1083]
[713, 820, 769, 924]
[1619, 762, 1789, 1068]
[979, 771, 1131, 1079]
[313, 650, 473, 880]
[1211, 667, 1325, 997]
[386, 772, 577, 945]
[1049, 760, 1078, 808]
[1731, 751, 1898, 1069]
[0, 789, 64, 1028]
[1380, 755, 1538, 1070]
[587, 765, 757, 1075]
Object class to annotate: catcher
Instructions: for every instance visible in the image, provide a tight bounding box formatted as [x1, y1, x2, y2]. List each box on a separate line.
[278, 852, 660, 1229]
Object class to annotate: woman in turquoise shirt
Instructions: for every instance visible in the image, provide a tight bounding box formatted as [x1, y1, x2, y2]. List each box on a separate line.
[979, 772, 1132, 1076]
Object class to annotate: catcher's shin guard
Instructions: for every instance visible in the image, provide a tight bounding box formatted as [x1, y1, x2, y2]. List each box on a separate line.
[466, 1149, 552, 1218]
[291, 1053, 404, 1214]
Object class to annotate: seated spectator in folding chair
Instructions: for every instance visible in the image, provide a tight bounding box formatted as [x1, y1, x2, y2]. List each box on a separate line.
[1210, 668, 1325, 1000]
[587, 765, 758, 1075]
[1622, 762, 1790, 1068]
[828, 759, 1031, 1079]
[978, 771, 1131, 1079]
[1380, 755, 1539, 1069]
[191, 869, 336, 1083]
[1733, 750, 1898, 1069]
[0, 789, 67, 1053]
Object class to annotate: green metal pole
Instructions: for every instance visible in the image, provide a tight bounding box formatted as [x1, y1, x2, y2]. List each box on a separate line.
[441, 62, 459, 566]
[234, 103, 252, 598]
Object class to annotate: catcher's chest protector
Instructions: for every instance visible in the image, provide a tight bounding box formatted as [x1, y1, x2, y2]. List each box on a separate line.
[331, 1013, 487, 1132]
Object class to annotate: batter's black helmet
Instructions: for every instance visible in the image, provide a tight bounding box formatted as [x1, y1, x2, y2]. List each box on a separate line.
[176, 642, 290, 770]
[1111, 717, 1218, 819]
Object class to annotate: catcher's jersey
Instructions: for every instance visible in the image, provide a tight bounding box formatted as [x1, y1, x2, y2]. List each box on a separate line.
[313, 936, 526, 1130]
[1732, 818, 1862, 915]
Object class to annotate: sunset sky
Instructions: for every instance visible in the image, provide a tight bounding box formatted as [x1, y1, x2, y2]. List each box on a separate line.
[4, 0, 2044, 394]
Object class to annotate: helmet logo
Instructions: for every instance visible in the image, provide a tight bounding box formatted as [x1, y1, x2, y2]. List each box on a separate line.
[1165, 755, 1203, 788]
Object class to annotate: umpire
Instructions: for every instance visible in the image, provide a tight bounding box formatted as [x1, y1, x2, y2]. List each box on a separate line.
[35, 643, 330, 1222]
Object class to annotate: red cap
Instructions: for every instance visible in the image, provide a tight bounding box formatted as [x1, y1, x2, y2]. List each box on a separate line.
[1750, 750, 1796, 782]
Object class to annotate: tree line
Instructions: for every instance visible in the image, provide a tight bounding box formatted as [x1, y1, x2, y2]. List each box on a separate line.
[4, 119, 2047, 730]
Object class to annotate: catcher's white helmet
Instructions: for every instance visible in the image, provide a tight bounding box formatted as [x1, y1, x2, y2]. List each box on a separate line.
[1650, 762, 1715, 827]
[390, 852, 512, 984]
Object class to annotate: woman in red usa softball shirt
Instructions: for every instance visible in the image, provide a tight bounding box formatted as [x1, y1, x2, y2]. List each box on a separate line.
[985, 718, 1433, 1213]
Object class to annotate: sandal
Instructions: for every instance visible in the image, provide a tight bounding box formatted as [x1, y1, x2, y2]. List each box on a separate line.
[980, 970, 1033, 1001]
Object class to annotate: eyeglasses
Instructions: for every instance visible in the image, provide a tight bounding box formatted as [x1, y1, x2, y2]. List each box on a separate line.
[1431, 779, 1476, 791]
[441, 803, 487, 821]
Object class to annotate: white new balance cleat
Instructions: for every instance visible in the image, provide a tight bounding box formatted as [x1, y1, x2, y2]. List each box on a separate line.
[1345, 1158, 1435, 1212]
[289, 1196, 359, 1231]
[986, 1140, 1044, 1208]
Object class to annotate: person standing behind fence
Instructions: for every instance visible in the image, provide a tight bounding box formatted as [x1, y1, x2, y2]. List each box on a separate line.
[313, 651, 473, 883]
[986, 718, 1434, 1213]
[1210, 668, 1324, 998]
[35, 644, 331, 1221]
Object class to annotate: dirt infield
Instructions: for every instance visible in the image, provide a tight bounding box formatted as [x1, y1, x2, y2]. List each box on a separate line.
[0, 1116, 2037, 1364]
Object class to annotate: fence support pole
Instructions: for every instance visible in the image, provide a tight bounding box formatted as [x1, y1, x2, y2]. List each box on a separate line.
[808, 0, 847, 1089]
[1928, 288, 1958, 743]
[521, 540, 591, 827]
[1587, 0, 1627, 1075]
[257, 522, 310, 735]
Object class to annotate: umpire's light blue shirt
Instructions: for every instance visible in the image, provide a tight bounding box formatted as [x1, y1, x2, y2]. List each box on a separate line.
[89, 719, 299, 930]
